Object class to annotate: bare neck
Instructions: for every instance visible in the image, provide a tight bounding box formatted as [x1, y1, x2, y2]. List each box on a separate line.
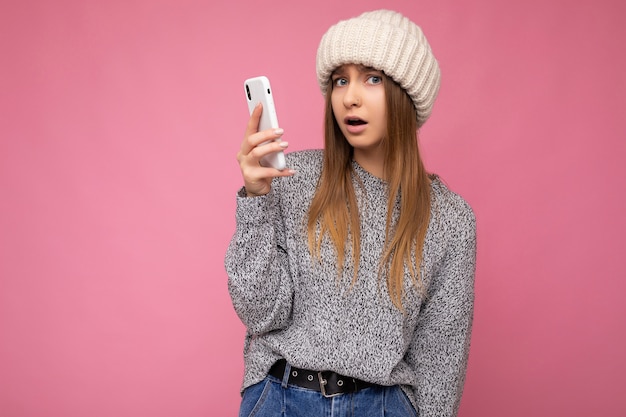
[353, 148, 385, 179]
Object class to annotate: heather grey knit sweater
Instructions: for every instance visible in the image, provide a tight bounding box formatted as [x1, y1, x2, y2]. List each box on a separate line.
[225, 150, 476, 417]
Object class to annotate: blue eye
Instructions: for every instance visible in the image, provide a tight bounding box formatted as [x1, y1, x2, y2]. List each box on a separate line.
[334, 78, 348, 87]
[367, 75, 382, 85]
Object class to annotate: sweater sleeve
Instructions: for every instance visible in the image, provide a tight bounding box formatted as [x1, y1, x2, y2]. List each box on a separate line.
[224, 185, 293, 335]
[406, 199, 476, 417]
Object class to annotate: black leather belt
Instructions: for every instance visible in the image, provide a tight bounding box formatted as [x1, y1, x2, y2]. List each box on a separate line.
[269, 359, 377, 398]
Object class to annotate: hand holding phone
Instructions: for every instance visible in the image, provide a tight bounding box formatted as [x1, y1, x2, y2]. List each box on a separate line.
[244, 76, 286, 170]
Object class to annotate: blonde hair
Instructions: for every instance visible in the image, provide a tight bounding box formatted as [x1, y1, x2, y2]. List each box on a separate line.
[307, 74, 431, 310]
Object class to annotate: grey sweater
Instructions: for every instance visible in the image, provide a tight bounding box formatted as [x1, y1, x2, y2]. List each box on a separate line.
[225, 150, 476, 417]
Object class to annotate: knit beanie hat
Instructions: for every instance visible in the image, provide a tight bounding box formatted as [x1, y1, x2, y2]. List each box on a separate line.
[316, 9, 441, 127]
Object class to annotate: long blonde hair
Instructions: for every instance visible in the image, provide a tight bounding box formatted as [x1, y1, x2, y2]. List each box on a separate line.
[306, 74, 431, 310]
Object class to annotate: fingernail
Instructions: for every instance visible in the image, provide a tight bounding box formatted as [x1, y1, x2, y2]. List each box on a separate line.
[274, 128, 284, 135]
[279, 141, 288, 148]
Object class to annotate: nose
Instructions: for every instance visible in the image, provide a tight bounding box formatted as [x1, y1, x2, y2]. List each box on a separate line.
[343, 83, 361, 108]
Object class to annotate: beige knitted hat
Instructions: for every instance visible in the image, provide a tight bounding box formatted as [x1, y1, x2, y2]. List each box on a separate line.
[316, 9, 441, 127]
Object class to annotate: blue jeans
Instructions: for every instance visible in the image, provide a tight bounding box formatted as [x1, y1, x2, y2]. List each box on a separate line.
[239, 372, 418, 417]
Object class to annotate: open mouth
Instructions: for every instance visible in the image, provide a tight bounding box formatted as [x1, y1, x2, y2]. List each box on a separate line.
[345, 117, 367, 126]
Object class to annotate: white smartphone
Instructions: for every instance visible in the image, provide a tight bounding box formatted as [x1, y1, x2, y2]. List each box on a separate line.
[244, 76, 286, 170]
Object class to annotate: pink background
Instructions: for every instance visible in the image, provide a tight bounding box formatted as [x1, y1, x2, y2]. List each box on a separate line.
[1, 0, 625, 416]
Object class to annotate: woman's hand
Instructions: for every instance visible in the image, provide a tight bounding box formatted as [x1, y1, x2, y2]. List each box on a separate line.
[237, 103, 295, 197]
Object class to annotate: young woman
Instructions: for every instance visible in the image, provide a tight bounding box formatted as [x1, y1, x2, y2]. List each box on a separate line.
[225, 9, 476, 417]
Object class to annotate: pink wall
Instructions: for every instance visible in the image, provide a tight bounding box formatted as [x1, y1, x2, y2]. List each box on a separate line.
[1, 0, 624, 416]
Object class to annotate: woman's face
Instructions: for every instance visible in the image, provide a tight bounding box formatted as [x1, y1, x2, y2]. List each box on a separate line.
[331, 64, 387, 157]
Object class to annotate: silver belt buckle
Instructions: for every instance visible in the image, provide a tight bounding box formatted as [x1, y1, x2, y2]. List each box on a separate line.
[318, 372, 342, 398]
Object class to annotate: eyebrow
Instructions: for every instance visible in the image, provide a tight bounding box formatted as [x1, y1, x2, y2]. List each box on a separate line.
[331, 64, 380, 76]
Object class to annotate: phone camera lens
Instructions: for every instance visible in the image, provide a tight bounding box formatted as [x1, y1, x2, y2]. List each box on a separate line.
[246, 84, 251, 100]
